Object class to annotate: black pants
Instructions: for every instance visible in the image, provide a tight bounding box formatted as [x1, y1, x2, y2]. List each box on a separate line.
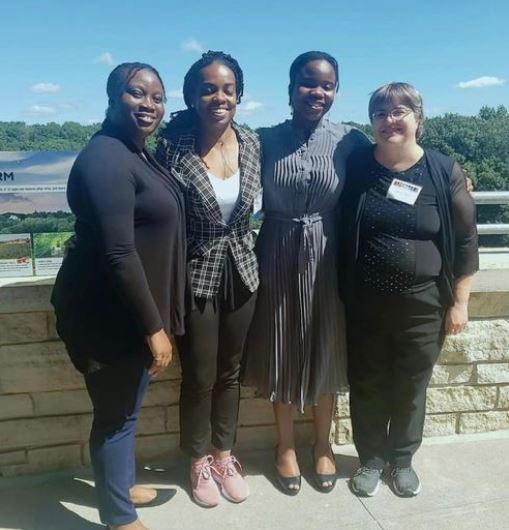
[347, 281, 445, 470]
[176, 276, 257, 458]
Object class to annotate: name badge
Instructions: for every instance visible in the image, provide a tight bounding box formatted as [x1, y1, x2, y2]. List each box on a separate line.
[386, 178, 422, 206]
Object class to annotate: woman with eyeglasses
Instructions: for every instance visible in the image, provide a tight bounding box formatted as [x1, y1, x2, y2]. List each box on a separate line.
[341, 82, 478, 498]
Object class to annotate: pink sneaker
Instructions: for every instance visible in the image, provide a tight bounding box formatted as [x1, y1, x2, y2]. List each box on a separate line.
[190, 455, 220, 507]
[211, 455, 249, 503]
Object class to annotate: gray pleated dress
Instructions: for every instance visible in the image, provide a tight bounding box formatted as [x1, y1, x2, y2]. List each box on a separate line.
[243, 119, 369, 411]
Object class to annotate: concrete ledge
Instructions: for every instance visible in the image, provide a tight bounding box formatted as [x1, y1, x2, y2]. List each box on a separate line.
[3, 269, 508, 316]
[1, 269, 509, 476]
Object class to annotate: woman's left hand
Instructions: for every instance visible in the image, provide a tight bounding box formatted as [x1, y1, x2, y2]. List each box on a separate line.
[146, 328, 173, 378]
[445, 302, 469, 335]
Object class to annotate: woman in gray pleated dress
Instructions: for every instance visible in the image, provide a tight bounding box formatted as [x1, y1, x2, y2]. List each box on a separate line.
[243, 51, 369, 494]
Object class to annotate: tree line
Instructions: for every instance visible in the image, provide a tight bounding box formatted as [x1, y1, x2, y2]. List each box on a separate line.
[1, 106, 508, 240]
[1, 106, 507, 192]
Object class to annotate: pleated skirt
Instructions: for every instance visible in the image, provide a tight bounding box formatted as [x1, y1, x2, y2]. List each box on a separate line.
[243, 216, 348, 412]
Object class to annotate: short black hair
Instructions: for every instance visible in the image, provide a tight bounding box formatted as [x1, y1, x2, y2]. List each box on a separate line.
[106, 62, 166, 108]
[288, 51, 339, 105]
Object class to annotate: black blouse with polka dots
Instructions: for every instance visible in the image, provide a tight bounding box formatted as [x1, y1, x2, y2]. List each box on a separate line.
[357, 157, 442, 293]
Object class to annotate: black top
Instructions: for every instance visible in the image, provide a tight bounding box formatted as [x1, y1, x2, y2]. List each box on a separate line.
[51, 124, 186, 373]
[341, 147, 479, 307]
[358, 156, 442, 292]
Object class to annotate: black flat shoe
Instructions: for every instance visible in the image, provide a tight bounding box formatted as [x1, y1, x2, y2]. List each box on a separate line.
[275, 446, 301, 496]
[134, 488, 176, 508]
[311, 445, 337, 493]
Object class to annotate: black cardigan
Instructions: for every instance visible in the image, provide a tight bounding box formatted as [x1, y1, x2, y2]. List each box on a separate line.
[51, 125, 186, 373]
[340, 146, 479, 307]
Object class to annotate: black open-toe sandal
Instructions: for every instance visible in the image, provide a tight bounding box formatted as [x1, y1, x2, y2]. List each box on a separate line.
[311, 445, 337, 493]
[275, 447, 301, 496]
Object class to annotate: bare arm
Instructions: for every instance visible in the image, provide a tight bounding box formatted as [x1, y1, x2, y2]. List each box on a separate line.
[444, 274, 475, 335]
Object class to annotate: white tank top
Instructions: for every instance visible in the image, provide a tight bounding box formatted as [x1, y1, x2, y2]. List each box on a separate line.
[207, 170, 240, 223]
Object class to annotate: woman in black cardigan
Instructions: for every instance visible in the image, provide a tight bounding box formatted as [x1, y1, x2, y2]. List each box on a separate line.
[342, 82, 478, 499]
[52, 63, 186, 530]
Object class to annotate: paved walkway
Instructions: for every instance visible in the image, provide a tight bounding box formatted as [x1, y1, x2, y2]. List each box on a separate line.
[1, 431, 508, 530]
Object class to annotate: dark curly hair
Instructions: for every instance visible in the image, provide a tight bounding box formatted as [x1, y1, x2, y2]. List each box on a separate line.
[104, 62, 166, 122]
[288, 51, 339, 106]
[164, 50, 244, 135]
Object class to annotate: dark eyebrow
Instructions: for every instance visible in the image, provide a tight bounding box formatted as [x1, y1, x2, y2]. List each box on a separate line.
[299, 75, 335, 84]
[201, 81, 236, 87]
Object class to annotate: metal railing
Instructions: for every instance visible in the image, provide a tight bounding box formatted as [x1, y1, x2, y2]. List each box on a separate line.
[473, 191, 509, 235]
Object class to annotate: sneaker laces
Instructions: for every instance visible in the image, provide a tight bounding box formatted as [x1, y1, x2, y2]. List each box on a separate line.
[191, 455, 214, 487]
[213, 455, 243, 479]
[355, 466, 381, 476]
[391, 466, 411, 477]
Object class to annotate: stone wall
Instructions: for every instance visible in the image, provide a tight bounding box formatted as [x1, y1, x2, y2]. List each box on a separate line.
[1, 274, 509, 477]
[333, 319, 509, 444]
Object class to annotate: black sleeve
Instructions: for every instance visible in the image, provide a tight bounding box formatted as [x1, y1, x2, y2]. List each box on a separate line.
[450, 162, 479, 277]
[74, 153, 163, 335]
[347, 128, 373, 151]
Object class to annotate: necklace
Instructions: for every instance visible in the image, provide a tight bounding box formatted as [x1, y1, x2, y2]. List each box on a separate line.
[199, 136, 238, 179]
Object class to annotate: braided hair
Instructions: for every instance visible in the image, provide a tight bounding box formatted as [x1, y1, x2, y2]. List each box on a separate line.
[164, 50, 244, 136]
[288, 51, 339, 106]
[104, 62, 166, 124]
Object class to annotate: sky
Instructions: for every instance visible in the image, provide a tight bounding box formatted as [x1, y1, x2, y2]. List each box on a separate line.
[1, 0, 508, 129]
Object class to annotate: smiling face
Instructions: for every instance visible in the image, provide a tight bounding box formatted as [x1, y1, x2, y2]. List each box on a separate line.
[108, 68, 165, 147]
[370, 100, 421, 146]
[290, 59, 336, 128]
[192, 62, 237, 128]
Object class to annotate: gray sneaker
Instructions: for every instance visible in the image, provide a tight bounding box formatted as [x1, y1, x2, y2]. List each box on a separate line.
[391, 466, 421, 497]
[350, 466, 383, 496]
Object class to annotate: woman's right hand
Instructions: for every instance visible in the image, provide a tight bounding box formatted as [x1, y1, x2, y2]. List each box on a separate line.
[146, 329, 173, 378]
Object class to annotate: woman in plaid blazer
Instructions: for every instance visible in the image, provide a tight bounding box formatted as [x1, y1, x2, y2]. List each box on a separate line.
[156, 51, 260, 508]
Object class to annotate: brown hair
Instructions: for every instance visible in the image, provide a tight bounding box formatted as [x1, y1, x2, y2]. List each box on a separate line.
[368, 82, 424, 140]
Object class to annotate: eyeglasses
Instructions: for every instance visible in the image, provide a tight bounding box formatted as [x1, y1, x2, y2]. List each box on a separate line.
[371, 108, 414, 122]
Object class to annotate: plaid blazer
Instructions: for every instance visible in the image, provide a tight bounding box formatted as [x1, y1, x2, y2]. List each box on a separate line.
[156, 123, 261, 298]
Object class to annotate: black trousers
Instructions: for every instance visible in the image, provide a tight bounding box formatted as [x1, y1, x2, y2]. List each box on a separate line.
[176, 274, 257, 458]
[347, 281, 445, 470]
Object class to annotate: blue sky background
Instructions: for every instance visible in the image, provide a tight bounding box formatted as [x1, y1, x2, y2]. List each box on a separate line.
[2, 0, 508, 128]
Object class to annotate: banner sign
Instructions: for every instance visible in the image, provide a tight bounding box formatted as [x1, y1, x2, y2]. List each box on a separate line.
[0, 151, 78, 277]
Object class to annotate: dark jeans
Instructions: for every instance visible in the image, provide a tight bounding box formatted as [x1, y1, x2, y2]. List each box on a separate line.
[176, 290, 257, 458]
[85, 355, 149, 526]
[347, 281, 445, 470]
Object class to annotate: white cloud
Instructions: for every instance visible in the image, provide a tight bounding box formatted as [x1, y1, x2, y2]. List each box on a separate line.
[27, 104, 57, 114]
[167, 89, 183, 98]
[182, 39, 203, 53]
[31, 82, 61, 93]
[456, 76, 505, 89]
[95, 52, 115, 66]
[238, 100, 264, 116]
